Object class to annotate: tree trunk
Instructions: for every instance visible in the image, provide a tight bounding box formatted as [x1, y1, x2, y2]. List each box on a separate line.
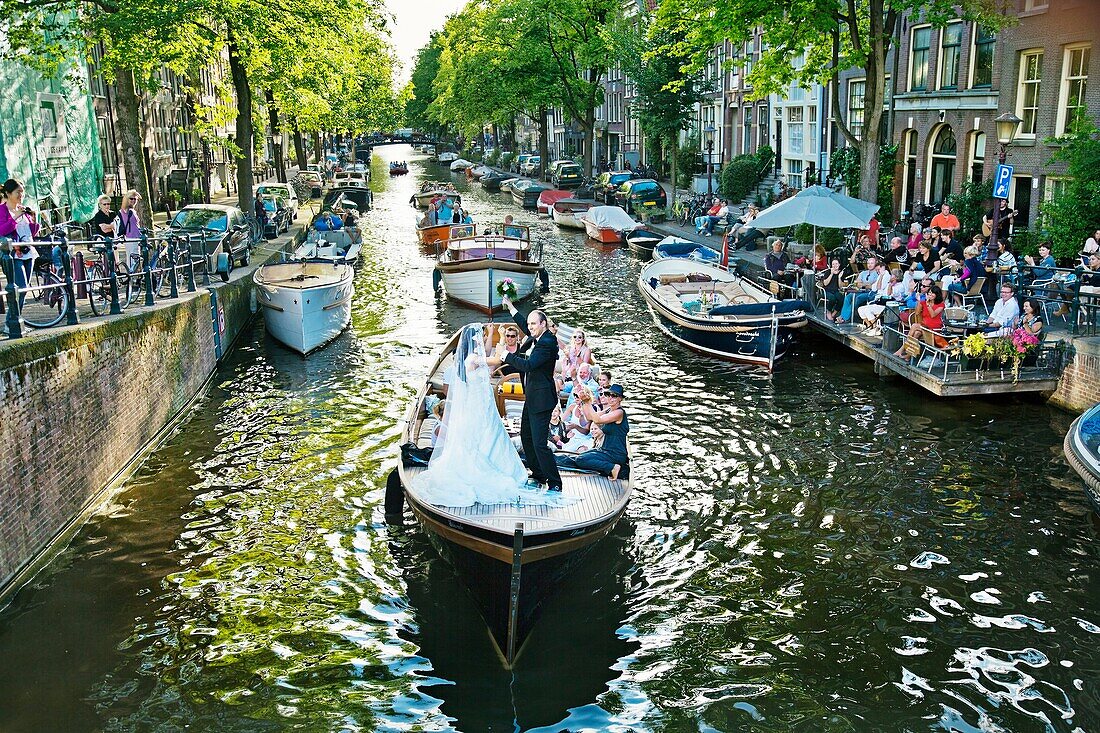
[313, 131, 322, 162]
[227, 31, 254, 216]
[292, 121, 307, 170]
[582, 109, 595, 179]
[858, 4, 887, 204]
[670, 135, 678, 194]
[264, 90, 285, 182]
[114, 69, 153, 226]
[537, 106, 549, 180]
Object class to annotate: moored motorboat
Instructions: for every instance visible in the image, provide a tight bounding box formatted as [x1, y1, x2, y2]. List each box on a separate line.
[510, 180, 551, 209]
[294, 228, 362, 264]
[550, 198, 594, 229]
[413, 182, 461, 209]
[624, 227, 664, 258]
[392, 325, 632, 665]
[651, 236, 721, 265]
[637, 257, 808, 369]
[480, 171, 509, 192]
[450, 158, 474, 171]
[536, 189, 572, 216]
[1063, 403, 1100, 513]
[499, 177, 524, 195]
[578, 205, 637, 244]
[433, 224, 547, 313]
[254, 260, 355, 354]
[467, 164, 491, 180]
[437, 151, 459, 163]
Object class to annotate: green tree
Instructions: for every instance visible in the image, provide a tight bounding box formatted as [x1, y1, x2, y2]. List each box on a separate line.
[1038, 116, 1100, 260]
[406, 33, 445, 135]
[657, 0, 1014, 205]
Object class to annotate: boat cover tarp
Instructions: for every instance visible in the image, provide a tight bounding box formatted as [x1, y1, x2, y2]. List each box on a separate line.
[538, 189, 573, 207]
[579, 206, 637, 230]
[656, 235, 693, 247]
[450, 159, 473, 170]
[552, 198, 594, 212]
[709, 300, 809, 316]
[656, 240, 711, 256]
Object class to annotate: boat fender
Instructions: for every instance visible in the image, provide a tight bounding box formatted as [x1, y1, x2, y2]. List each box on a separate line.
[432, 268, 442, 291]
[384, 469, 404, 520]
[538, 267, 550, 293]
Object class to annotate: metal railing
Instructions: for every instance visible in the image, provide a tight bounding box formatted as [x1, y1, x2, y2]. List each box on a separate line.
[0, 231, 220, 339]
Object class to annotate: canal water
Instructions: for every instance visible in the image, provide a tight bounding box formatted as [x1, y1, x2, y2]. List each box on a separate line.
[1, 147, 1098, 733]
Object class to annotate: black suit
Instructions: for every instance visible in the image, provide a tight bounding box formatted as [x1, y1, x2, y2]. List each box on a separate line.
[503, 310, 562, 489]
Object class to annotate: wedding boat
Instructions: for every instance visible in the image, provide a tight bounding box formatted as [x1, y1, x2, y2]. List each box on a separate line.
[294, 227, 362, 264]
[638, 257, 808, 369]
[1064, 402, 1100, 513]
[432, 224, 547, 313]
[254, 260, 354, 354]
[550, 198, 594, 230]
[390, 324, 633, 666]
[536, 189, 572, 216]
[578, 205, 637, 244]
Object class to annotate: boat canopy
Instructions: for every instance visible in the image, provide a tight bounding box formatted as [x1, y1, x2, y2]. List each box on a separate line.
[538, 189, 572, 207]
[579, 205, 637, 230]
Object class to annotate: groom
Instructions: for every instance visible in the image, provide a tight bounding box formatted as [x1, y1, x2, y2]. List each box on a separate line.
[486, 296, 563, 492]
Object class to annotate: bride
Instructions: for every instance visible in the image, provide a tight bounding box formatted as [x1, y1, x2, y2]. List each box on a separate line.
[413, 325, 572, 507]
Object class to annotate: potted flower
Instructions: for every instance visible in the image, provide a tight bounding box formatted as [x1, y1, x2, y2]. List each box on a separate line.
[955, 333, 991, 371]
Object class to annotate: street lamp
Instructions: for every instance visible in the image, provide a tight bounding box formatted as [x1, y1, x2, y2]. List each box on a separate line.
[703, 124, 716, 199]
[272, 132, 285, 182]
[989, 112, 1022, 247]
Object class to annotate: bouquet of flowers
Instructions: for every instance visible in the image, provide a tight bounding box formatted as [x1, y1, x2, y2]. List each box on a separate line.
[496, 277, 518, 300]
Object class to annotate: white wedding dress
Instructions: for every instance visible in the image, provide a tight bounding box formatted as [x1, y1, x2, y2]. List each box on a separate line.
[413, 325, 576, 508]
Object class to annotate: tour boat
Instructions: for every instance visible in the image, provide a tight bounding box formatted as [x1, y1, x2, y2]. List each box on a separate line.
[637, 257, 808, 369]
[294, 228, 362, 265]
[416, 219, 455, 247]
[437, 151, 459, 163]
[536, 189, 572, 216]
[413, 182, 461, 209]
[254, 260, 354, 355]
[389, 162, 408, 175]
[510, 180, 551, 209]
[550, 198, 594, 230]
[651, 236, 721, 265]
[1063, 402, 1100, 513]
[578, 205, 637, 244]
[389, 324, 633, 666]
[624, 227, 665, 258]
[433, 224, 548, 313]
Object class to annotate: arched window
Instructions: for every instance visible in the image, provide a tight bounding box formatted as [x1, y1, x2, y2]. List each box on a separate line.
[927, 125, 956, 206]
[968, 131, 986, 183]
[900, 130, 918, 216]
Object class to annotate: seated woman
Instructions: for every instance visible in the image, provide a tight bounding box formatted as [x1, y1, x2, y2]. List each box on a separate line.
[555, 384, 629, 480]
[819, 259, 845, 321]
[894, 284, 946, 356]
[907, 223, 923, 254]
[857, 270, 911, 331]
[548, 404, 568, 450]
[909, 241, 941, 277]
[1017, 297, 1044, 338]
[946, 245, 984, 305]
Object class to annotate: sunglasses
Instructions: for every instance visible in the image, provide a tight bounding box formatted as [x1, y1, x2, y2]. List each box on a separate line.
[505, 334, 517, 338]
[573, 335, 585, 340]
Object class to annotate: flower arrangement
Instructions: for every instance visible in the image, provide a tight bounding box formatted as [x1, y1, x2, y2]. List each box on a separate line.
[496, 277, 518, 300]
[960, 333, 991, 358]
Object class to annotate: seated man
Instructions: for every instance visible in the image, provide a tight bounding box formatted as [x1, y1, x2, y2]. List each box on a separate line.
[695, 200, 722, 234]
[983, 283, 1021, 337]
[555, 384, 629, 480]
[838, 256, 881, 323]
[764, 240, 792, 282]
[564, 362, 599, 407]
[702, 200, 730, 236]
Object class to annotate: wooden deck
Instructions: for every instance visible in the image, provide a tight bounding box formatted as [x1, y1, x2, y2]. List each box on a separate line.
[806, 312, 1062, 397]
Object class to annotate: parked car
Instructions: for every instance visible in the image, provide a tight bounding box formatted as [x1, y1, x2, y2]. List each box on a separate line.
[259, 193, 293, 237]
[168, 204, 252, 279]
[512, 154, 532, 173]
[613, 178, 667, 214]
[552, 163, 583, 189]
[520, 156, 542, 176]
[256, 182, 299, 219]
[594, 171, 637, 204]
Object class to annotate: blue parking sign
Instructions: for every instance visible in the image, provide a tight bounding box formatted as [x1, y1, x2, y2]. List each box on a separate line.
[993, 163, 1013, 199]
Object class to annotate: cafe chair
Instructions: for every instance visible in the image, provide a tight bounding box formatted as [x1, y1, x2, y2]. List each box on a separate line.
[959, 276, 988, 314]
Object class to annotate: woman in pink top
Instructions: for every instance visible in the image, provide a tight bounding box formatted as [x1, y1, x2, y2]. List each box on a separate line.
[0, 179, 41, 293]
[906, 223, 922, 253]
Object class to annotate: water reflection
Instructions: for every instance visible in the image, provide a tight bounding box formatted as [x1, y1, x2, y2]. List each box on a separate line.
[0, 145, 1096, 733]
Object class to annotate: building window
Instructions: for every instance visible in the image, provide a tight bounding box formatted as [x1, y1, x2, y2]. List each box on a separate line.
[927, 125, 957, 206]
[968, 131, 986, 183]
[939, 22, 963, 90]
[848, 79, 866, 140]
[910, 26, 931, 91]
[787, 159, 803, 188]
[1017, 50, 1043, 137]
[1044, 176, 1070, 202]
[1024, 0, 1048, 10]
[1057, 45, 1091, 135]
[901, 129, 918, 215]
[972, 26, 995, 88]
[808, 105, 818, 154]
[1011, 176, 1032, 230]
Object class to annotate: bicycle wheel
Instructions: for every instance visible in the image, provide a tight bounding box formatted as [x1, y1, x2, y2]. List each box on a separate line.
[118, 260, 142, 307]
[87, 262, 125, 316]
[21, 271, 68, 329]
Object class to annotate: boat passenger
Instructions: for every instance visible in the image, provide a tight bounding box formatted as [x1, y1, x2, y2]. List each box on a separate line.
[488, 324, 520, 375]
[555, 384, 629, 480]
[818, 259, 844, 321]
[556, 327, 594, 390]
[564, 362, 599, 407]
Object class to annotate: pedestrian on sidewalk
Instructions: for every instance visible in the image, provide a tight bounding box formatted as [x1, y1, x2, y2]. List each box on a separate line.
[0, 178, 40, 303]
[114, 190, 143, 269]
[88, 195, 116, 238]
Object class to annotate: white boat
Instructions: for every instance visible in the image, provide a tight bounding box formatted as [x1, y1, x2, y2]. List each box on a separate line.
[412, 182, 461, 209]
[579, 205, 637, 244]
[437, 151, 458, 163]
[254, 260, 355, 354]
[294, 228, 362, 264]
[434, 224, 546, 313]
[450, 158, 473, 171]
[550, 198, 594, 229]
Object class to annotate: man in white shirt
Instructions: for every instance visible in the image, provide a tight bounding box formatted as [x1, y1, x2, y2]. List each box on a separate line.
[984, 283, 1020, 337]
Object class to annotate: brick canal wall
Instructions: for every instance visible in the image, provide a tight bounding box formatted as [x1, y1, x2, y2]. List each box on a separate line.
[0, 233, 299, 598]
[1049, 337, 1100, 413]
